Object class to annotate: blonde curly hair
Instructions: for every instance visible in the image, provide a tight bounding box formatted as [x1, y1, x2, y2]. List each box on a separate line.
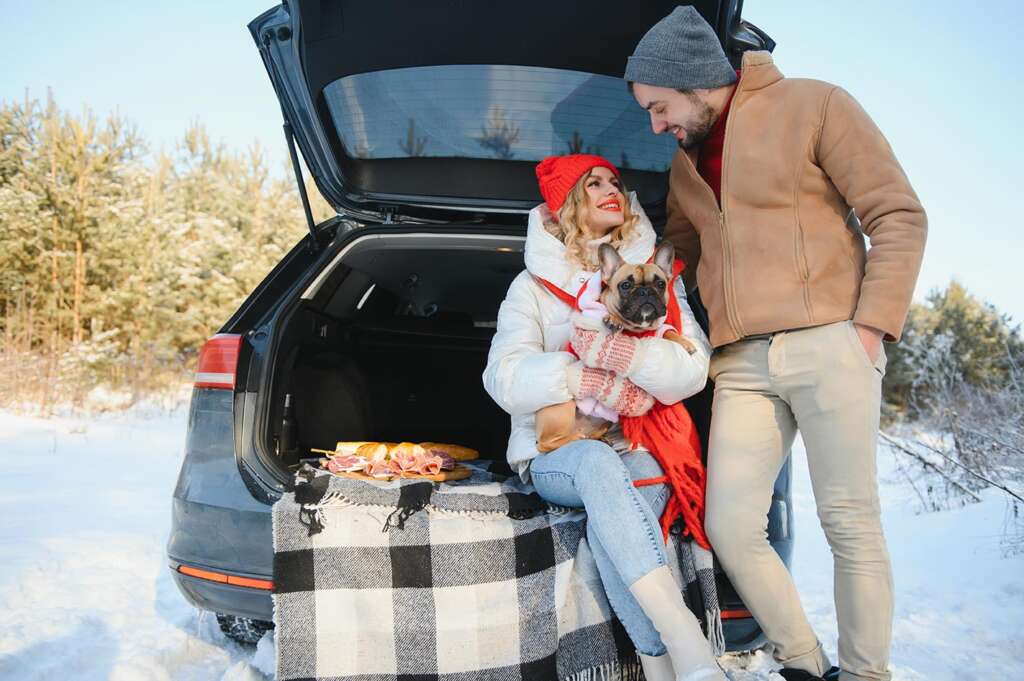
[543, 170, 640, 271]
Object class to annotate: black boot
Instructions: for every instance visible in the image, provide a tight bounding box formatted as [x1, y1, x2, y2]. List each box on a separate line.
[778, 667, 841, 681]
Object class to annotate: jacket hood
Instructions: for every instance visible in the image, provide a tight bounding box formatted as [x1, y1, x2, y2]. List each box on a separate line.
[524, 191, 657, 293]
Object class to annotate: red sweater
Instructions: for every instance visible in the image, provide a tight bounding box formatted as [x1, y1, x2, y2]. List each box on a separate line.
[696, 76, 739, 205]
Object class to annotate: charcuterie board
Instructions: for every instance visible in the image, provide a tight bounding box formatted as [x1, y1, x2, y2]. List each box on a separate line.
[307, 438, 479, 481]
[326, 463, 474, 483]
[311, 441, 479, 483]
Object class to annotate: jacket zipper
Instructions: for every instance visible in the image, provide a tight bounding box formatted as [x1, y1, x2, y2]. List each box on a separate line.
[678, 90, 745, 341]
[717, 88, 744, 340]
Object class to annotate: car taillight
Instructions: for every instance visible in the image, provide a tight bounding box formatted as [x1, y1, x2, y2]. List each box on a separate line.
[194, 334, 244, 390]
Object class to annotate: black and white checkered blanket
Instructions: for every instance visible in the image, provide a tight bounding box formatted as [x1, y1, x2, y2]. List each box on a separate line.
[272, 463, 721, 681]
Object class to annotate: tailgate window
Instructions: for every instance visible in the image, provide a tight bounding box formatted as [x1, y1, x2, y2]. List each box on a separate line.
[323, 65, 677, 172]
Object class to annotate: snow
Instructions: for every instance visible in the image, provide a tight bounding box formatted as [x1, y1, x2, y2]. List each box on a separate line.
[0, 406, 1022, 679]
[0, 407, 274, 681]
[787, 443, 1024, 679]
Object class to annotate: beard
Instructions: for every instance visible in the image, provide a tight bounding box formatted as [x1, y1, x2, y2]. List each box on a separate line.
[676, 95, 719, 150]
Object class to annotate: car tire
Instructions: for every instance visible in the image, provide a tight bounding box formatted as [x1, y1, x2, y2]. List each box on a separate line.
[216, 613, 274, 645]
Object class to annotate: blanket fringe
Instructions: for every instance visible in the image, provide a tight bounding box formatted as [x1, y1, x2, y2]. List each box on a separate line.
[301, 490, 348, 535]
[706, 607, 726, 657]
[561, 657, 643, 681]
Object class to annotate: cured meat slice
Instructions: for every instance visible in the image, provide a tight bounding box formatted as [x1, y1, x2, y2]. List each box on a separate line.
[419, 454, 443, 476]
[326, 453, 365, 473]
[365, 459, 394, 478]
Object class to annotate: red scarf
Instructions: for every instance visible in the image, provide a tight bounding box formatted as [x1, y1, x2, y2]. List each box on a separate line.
[536, 260, 711, 549]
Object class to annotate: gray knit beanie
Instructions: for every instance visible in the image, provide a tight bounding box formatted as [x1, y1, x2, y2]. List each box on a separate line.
[624, 6, 737, 90]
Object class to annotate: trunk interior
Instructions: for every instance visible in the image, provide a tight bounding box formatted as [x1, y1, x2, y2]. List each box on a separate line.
[262, 230, 525, 476]
[256, 226, 754, 631]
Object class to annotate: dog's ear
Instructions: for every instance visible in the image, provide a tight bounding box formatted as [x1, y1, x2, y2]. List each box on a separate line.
[598, 243, 625, 283]
[653, 240, 675, 277]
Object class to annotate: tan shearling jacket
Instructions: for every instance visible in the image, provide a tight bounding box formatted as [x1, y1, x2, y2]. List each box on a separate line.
[666, 51, 927, 347]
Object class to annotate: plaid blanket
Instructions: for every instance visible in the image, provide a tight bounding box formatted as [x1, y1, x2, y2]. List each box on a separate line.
[272, 463, 721, 681]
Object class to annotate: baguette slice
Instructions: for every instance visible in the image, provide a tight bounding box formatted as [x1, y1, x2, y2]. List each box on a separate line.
[389, 442, 426, 459]
[419, 442, 479, 461]
[355, 442, 389, 461]
[334, 441, 374, 456]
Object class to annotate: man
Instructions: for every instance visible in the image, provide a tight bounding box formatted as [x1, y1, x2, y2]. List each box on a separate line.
[624, 7, 926, 681]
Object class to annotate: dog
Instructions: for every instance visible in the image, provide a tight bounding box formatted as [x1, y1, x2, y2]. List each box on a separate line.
[597, 240, 697, 354]
[535, 240, 697, 453]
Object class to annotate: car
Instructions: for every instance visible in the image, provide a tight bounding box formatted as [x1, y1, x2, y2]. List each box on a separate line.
[166, 0, 788, 650]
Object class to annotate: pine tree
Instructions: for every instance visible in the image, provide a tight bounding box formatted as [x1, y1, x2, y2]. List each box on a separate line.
[884, 280, 1023, 418]
[0, 94, 314, 409]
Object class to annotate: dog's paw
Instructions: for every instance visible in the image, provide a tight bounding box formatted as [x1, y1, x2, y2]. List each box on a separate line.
[663, 329, 698, 355]
[602, 316, 622, 332]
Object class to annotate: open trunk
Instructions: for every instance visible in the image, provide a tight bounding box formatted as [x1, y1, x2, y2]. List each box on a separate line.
[248, 225, 766, 646]
[260, 229, 526, 477]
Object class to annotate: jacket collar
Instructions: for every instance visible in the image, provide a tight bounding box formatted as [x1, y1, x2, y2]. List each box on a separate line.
[737, 50, 784, 92]
[681, 51, 784, 167]
[523, 192, 657, 293]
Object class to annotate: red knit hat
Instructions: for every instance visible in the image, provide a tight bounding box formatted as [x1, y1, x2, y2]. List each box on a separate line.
[535, 154, 620, 215]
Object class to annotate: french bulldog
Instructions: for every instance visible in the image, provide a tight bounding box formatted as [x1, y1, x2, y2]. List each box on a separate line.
[598, 240, 697, 353]
[535, 240, 696, 453]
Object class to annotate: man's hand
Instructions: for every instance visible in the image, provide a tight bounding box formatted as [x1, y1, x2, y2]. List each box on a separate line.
[854, 323, 884, 364]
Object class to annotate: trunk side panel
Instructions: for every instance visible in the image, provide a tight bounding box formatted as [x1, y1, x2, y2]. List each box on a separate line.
[168, 389, 272, 576]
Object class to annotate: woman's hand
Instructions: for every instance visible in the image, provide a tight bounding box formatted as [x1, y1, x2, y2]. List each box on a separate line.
[570, 314, 649, 377]
[566, 362, 654, 417]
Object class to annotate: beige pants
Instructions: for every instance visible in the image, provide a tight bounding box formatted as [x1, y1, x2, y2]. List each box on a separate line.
[705, 321, 892, 681]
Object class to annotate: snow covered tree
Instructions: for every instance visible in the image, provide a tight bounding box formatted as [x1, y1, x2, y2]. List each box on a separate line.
[0, 94, 316, 409]
[884, 280, 1023, 418]
[882, 281, 1023, 552]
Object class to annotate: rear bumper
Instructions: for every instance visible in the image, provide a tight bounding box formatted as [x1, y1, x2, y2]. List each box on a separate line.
[169, 561, 273, 621]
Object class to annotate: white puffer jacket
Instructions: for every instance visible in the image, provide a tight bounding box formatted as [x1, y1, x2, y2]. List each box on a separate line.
[482, 194, 712, 481]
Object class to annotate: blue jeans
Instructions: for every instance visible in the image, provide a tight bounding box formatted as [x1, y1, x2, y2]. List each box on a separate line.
[530, 439, 671, 656]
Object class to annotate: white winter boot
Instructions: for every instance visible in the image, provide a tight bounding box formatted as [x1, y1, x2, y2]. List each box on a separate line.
[629, 566, 726, 681]
[639, 653, 676, 681]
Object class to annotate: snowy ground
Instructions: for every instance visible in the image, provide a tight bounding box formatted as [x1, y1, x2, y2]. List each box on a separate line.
[0, 406, 1021, 680]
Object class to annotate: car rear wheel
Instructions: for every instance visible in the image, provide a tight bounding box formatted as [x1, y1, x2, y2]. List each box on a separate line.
[217, 613, 273, 645]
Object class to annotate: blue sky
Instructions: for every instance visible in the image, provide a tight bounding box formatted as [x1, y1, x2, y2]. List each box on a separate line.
[4, 1, 1022, 324]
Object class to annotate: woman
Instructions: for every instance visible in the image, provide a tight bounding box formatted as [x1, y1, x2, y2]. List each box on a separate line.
[483, 154, 723, 681]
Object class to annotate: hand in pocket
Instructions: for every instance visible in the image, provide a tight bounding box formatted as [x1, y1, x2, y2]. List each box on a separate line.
[853, 323, 883, 364]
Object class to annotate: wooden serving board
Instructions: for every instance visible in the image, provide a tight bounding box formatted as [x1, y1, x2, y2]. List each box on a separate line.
[328, 463, 474, 483]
